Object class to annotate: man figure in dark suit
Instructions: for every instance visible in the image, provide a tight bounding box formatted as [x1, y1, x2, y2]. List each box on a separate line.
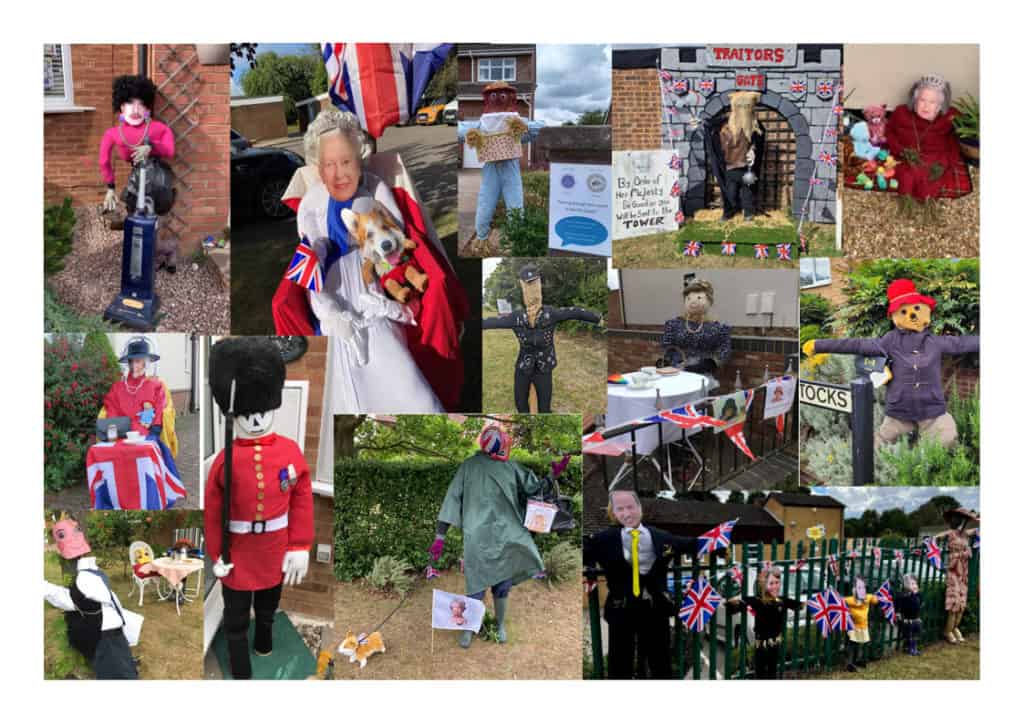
[584, 489, 713, 679]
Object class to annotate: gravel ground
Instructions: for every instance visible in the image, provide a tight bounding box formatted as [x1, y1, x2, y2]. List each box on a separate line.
[841, 165, 979, 258]
[48, 206, 230, 333]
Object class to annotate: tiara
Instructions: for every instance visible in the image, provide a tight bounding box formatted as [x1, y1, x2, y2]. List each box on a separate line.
[918, 74, 947, 88]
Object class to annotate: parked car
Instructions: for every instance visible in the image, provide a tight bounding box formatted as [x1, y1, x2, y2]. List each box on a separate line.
[442, 99, 457, 126]
[230, 131, 304, 220]
[416, 97, 448, 125]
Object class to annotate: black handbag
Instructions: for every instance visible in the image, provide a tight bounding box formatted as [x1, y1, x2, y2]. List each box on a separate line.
[529, 476, 576, 533]
[122, 157, 176, 216]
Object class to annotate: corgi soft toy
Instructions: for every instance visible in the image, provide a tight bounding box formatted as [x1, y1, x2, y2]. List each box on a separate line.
[338, 629, 386, 669]
[340, 201, 428, 304]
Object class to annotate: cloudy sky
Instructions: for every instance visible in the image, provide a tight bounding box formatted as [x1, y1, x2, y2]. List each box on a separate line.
[811, 487, 980, 518]
[535, 44, 611, 126]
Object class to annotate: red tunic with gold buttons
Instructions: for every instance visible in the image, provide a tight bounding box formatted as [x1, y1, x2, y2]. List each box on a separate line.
[204, 433, 313, 591]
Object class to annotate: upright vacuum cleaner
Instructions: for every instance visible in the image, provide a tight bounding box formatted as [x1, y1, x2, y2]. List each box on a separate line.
[104, 162, 160, 329]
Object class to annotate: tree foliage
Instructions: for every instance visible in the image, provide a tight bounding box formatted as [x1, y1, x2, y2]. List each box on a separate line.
[239, 50, 324, 124]
[483, 257, 608, 316]
[423, 51, 456, 102]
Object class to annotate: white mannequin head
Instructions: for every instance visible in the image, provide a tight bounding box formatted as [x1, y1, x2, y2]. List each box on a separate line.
[234, 410, 275, 439]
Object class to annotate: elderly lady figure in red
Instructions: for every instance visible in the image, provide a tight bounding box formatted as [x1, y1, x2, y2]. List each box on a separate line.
[885, 74, 972, 204]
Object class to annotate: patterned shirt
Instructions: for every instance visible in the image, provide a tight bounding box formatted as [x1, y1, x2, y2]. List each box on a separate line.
[661, 318, 732, 366]
[482, 306, 601, 373]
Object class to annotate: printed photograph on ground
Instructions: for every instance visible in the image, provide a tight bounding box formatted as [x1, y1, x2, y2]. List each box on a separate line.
[330, 414, 582, 679]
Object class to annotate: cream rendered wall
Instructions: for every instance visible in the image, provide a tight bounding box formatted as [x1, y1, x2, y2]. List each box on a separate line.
[844, 44, 979, 109]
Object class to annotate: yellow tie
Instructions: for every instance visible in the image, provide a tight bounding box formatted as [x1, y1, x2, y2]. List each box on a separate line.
[630, 529, 641, 597]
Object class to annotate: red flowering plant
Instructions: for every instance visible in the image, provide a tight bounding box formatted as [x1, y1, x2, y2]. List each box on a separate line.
[44, 334, 121, 492]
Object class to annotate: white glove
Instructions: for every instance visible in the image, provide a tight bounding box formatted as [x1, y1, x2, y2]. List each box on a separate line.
[321, 308, 369, 366]
[745, 148, 755, 166]
[212, 557, 234, 578]
[282, 550, 310, 587]
[359, 289, 416, 326]
[132, 144, 152, 164]
[103, 188, 118, 212]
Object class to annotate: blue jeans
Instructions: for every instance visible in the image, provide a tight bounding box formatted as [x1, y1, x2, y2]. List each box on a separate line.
[475, 159, 524, 239]
[468, 578, 513, 601]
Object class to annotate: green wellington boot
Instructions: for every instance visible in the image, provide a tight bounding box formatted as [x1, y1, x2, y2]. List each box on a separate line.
[458, 630, 473, 649]
[494, 597, 509, 643]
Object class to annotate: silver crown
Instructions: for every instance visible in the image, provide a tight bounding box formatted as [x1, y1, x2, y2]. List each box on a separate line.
[918, 74, 947, 88]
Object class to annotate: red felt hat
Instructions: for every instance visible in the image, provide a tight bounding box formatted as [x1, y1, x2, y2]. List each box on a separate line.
[886, 279, 935, 315]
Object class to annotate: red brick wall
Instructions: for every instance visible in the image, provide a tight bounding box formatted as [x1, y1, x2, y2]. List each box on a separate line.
[44, 44, 135, 206]
[611, 68, 662, 151]
[945, 365, 979, 399]
[608, 289, 623, 328]
[283, 336, 327, 473]
[150, 44, 230, 256]
[279, 494, 335, 621]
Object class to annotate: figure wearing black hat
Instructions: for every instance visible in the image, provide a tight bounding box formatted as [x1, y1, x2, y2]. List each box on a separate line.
[931, 507, 979, 644]
[204, 338, 313, 679]
[481, 264, 602, 412]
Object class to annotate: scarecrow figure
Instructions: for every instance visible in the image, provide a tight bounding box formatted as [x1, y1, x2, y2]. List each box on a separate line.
[428, 423, 568, 648]
[843, 576, 879, 672]
[659, 278, 731, 389]
[481, 264, 602, 412]
[932, 507, 979, 644]
[204, 337, 313, 679]
[726, 565, 803, 679]
[895, 573, 923, 656]
[705, 91, 765, 222]
[99, 74, 178, 270]
[804, 278, 978, 448]
[43, 516, 139, 679]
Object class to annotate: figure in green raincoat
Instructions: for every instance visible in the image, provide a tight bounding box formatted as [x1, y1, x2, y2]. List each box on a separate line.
[428, 423, 569, 648]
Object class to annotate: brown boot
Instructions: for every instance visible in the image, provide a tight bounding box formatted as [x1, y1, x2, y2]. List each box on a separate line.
[944, 612, 958, 644]
[953, 610, 965, 642]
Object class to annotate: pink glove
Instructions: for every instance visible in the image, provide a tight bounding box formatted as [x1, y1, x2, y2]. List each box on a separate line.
[428, 537, 445, 561]
[551, 454, 571, 478]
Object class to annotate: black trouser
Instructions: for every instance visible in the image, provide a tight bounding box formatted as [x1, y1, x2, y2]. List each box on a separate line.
[221, 582, 282, 680]
[607, 601, 672, 679]
[93, 629, 139, 679]
[846, 640, 866, 667]
[901, 619, 922, 651]
[514, 367, 553, 413]
[753, 643, 780, 679]
[722, 167, 755, 218]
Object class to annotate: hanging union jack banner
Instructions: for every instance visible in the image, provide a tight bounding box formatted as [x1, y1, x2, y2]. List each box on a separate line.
[721, 241, 737, 256]
[684, 240, 703, 257]
[697, 518, 739, 558]
[924, 537, 944, 569]
[659, 70, 673, 82]
[876, 581, 896, 624]
[826, 588, 854, 632]
[754, 244, 769, 259]
[675, 210, 685, 224]
[322, 42, 453, 138]
[284, 237, 324, 293]
[776, 243, 792, 260]
[659, 404, 725, 431]
[807, 591, 832, 636]
[670, 180, 681, 197]
[678, 576, 723, 632]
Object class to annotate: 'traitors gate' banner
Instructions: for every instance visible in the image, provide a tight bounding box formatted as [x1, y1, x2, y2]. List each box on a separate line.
[548, 162, 612, 257]
[612, 150, 679, 240]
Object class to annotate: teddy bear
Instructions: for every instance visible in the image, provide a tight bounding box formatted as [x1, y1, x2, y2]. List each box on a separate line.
[803, 279, 978, 449]
[340, 199, 428, 304]
[863, 104, 888, 146]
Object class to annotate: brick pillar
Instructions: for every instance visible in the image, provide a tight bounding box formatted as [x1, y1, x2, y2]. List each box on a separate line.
[611, 68, 662, 151]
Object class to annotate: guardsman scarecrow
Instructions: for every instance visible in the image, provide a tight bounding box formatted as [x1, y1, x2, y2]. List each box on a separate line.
[43, 515, 139, 679]
[204, 337, 313, 679]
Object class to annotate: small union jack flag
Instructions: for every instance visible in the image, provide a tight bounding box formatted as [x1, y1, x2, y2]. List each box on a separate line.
[678, 576, 723, 632]
[776, 243, 792, 260]
[894, 549, 904, 566]
[659, 404, 725, 430]
[826, 588, 854, 632]
[670, 180, 681, 197]
[699, 79, 714, 93]
[809, 177, 825, 186]
[673, 80, 689, 94]
[817, 80, 834, 96]
[791, 559, 807, 572]
[818, 150, 836, 166]
[754, 244, 769, 259]
[790, 80, 807, 94]
[729, 566, 743, 586]
[876, 581, 896, 624]
[721, 241, 737, 256]
[674, 210, 685, 224]
[284, 237, 324, 292]
[697, 518, 739, 558]
[808, 591, 831, 637]
[833, 104, 844, 116]
[684, 240, 703, 257]
[873, 547, 882, 566]
[659, 70, 672, 82]
[669, 154, 682, 170]
[924, 537, 943, 569]
[825, 127, 839, 137]
[827, 554, 839, 578]
[726, 423, 756, 461]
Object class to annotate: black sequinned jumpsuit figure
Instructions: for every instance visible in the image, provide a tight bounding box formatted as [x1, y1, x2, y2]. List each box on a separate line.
[482, 306, 601, 412]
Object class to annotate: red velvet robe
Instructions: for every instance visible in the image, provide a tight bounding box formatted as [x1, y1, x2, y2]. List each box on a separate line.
[886, 105, 972, 200]
[102, 376, 166, 436]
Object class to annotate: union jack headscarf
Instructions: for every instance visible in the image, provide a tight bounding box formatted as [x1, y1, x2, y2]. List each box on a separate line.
[478, 424, 511, 461]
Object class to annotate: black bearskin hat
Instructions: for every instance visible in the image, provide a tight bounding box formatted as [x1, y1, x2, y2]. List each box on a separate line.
[112, 74, 157, 112]
[208, 338, 286, 417]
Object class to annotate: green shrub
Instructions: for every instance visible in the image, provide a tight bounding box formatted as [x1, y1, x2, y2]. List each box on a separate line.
[947, 387, 980, 467]
[366, 556, 414, 596]
[499, 206, 550, 257]
[521, 171, 550, 212]
[799, 293, 834, 328]
[44, 286, 115, 333]
[541, 541, 581, 585]
[45, 198, 76, 275]
[876, 437, 978, 486]
[800, 324, 822, 349]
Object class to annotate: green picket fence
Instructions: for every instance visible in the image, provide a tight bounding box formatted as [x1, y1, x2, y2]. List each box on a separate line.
[584, 536, 979, 679]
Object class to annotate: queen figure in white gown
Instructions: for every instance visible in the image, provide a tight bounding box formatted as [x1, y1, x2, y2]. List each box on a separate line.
[298, 109, 443, 413]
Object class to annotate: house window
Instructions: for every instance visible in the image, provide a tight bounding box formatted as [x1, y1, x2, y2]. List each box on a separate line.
[44, 44, 75, 109]
[800, 257, 832, 289]
[478, 57, 516, 83]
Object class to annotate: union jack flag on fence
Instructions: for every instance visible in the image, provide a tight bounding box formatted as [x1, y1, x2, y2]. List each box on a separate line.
[323, 43, 453, 138]
[876, 581, 896, 624]
[678, 576, 722, 632]
[754, 244, 769, 259]
[807, 591, 831, 636]
[826, 588, 854, 632]
[894, 549, 904, 566]
[827, 554, 839, 578]
[658, 404, 725, 430]
[284, 237, 323, 293]
[697, 518, 739, 558]
[924, 537, 944, 569]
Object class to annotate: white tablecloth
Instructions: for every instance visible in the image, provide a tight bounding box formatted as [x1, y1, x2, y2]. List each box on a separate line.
[605, 371, 709, 455]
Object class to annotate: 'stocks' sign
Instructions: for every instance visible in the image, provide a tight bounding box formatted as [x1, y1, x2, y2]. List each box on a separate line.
[799, 380, 853, 414]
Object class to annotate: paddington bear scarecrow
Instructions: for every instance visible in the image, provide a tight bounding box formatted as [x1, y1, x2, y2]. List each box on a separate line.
[804, 279, 978, 448]
[204, 337, 313, 679]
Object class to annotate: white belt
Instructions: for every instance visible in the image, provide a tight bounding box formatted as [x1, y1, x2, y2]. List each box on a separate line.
[228, 512, 288, 534]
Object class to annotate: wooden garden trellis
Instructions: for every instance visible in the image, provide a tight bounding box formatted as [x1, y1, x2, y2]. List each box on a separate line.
[585, 535, 979, 679]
